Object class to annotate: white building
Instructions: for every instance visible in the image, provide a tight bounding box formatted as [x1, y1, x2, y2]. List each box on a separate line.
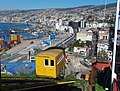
[76, 30, 92, 42]
[86, 21, 98, 28]
[97, 43, 112, 61]
[86, 30, 93, 41]
[68, 26, 74, 33]
[97, 43, 108, 52]
[74, 47, 87, 56]
[99, 30, 109, 40]
[55, 19, 68, 31]
[76, 31, 87, 41]
[97, 23, 108, 28]
[55, 22, 60, 30]
[60, 25, 68, 31]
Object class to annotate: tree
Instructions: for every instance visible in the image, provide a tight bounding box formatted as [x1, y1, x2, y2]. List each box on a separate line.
[79, 41, 85, 47]
[97, 50, 108, 61]
[86, 41, 92, 47]
[56, 29, 59, 31]
[73, 40, 80, 46]
[73, 40, 85, 47]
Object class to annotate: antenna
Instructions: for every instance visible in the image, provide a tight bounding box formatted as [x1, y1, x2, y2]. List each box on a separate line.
[111, 0, 120, 89]
[103, 0, 107, 24]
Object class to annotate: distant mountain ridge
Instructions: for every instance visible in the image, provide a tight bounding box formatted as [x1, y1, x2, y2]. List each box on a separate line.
[55, 3, 117, 12]
[55, 5, 94, 11]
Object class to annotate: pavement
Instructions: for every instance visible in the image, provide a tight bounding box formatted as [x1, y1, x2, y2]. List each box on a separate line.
[65, 53, 91, 79]
[6, 40, 32, 54]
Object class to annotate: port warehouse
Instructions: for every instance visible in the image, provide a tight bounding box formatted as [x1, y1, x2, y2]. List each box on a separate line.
[36, 48, 65, 78]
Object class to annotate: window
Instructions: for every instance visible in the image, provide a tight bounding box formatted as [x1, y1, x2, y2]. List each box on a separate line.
[106, 36, 107, 39]
[103, 36, 105, 39]
[57, 53, 64, 64]
[50, 60, 54, 66]
[31, 57, 35, 59]
[45, 59, 48, 66]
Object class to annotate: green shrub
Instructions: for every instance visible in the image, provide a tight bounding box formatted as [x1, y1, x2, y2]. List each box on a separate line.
[65, 74, 75, 81]
[95, 83, 105, 91]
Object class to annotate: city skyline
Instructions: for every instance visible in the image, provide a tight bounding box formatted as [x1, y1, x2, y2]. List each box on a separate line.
[0, 0, 116, 10]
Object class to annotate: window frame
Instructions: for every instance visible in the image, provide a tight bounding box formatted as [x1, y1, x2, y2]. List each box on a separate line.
[44, 59, 49, 66]
[57, 53, 64, 65]
[50, 60, 54, 67]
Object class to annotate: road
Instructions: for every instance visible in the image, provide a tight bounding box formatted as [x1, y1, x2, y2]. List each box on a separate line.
[65, 53, 91, 79]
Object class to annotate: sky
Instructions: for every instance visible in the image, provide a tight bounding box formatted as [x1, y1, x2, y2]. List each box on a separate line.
[0, 0, 117, 10]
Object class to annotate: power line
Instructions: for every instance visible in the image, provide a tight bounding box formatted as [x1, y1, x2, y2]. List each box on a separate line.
[104, 0, 107, 18]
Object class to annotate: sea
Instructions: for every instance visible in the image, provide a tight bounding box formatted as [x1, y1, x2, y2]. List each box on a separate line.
[0, 22, 32, 31]
[0, 23, 37, 40]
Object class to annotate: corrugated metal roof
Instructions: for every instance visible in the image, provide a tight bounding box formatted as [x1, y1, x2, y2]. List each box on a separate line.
[37, 49, 63, 57]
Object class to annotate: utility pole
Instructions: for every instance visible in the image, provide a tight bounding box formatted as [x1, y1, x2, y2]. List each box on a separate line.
[111, 0, 120, 90]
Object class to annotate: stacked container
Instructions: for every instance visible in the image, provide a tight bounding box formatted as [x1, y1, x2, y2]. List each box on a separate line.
[4, 34, 10, 42]
[0, 38, 4, 44]
[17, 35, 21, 40]
[0, 38, 4, 49]
[0, 35, 4, 39]
[9, 34, 22, 46]
[0, 34, 10, 49]
[4, 34, 10, 48]
[0, 34, 22, 49]
[38, 33, 44, 37]
[10, 34, 17, 41]
[9, 43, 15, 49]
[4, 41, 10, 49]
[15, 35, 21, 44]
[10, 34, 16, 45]
[43, 40, 51, 46]
[54, 32, 59, 36]
[49, 34, 55, 40]
[44, 32, 49, 37]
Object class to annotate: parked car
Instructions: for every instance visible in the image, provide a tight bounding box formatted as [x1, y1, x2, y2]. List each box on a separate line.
[30, 41, 34, 44]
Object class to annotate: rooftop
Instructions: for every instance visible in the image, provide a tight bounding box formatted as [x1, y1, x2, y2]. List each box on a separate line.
[37, 49, 63, 58]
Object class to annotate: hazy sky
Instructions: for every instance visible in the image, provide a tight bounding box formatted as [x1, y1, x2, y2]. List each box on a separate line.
[0, 0, 117, 10]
